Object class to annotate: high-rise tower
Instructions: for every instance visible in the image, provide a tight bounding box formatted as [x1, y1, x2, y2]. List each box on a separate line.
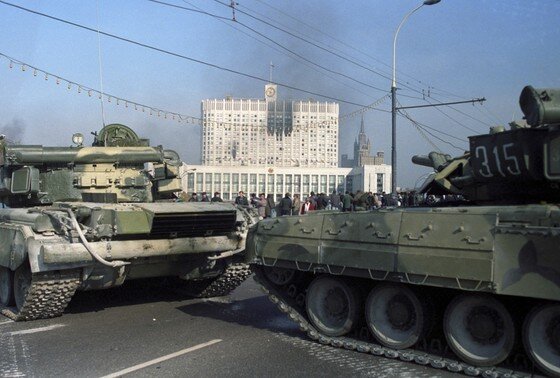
[201, 85, 339, 167]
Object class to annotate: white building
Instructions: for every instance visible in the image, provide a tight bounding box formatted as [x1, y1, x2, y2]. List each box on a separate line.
[183, 84, 392, 201]
[201, 84, 339, 168]
[182, 164, 391, 202]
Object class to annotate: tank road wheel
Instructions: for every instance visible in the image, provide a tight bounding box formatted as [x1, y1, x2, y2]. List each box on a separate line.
[523, 304, 560, 376]
[305, 276, 361, 337]
[13, 264, 32, 311]
[365, 283, 425, 349]
[0, 266, 14, 306]
[263, 266, 296, 286]
[444, 294, 514, 366]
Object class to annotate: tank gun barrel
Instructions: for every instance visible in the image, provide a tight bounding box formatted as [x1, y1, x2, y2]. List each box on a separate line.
[412, 155, 433, 168]
[3, 145, 164, 166]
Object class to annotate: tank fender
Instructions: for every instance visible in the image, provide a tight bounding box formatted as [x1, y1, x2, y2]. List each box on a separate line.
[0, 224, 35, 271]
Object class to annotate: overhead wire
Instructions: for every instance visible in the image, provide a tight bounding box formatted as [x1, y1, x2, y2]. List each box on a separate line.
[398, 109, 467, 143]
[0, 52, 202, 124]
[423, 96, 491, 131]
[399, 109, 466, 152]
[149, 0, 388, 93]
[175, 0, 374, 98]
[397, 98, 467, 152]
[247, 0, 472, 101]
[1, 52, 390, 131]
[209, 0, 425, 95]
[480, 103, 506, 125]
[0, 0, 374, 108]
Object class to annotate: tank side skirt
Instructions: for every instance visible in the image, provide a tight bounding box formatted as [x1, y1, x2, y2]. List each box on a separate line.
[254, 257, 494, 294]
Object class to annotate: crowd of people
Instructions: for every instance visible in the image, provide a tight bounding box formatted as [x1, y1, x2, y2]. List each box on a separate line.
[180, 189, 426, 218]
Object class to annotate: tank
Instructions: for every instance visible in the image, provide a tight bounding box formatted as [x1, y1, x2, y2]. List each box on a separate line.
[0, 124, 258, 321]
[246, 86, 560, 377]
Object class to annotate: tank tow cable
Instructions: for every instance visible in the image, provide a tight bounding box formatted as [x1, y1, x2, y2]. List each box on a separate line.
[40, 208, 129, 268]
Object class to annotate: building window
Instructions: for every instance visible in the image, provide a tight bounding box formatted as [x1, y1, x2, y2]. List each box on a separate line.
[328, 175, 336, 193]
[232, 174, 239, 193]
[311, 175, 319, 193]
[377, 173, 384, 193]
[258, 174, 266, 193]
[320, 175, 327, 194]
[294, 174, 301, 196]
[223, 173, 230, 194]
[196, 173, 203, 192]
[241, 174, 248, 193]
[276, 174, 283, 194]
[302, 174, 310, 196]
[205, 173, 213, 193]
[285, 174, 292, 194]
[214, 173, 221, 193]
[267, 174, 274, 194]
[187, 173, 195, 193]
[250, 173, 257, 194]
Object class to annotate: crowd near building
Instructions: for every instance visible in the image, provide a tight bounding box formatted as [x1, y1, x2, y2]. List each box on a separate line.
[182, 84, 391, 202]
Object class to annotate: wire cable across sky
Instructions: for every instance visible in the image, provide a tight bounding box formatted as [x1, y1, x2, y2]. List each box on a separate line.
[0, 0, 382, 108]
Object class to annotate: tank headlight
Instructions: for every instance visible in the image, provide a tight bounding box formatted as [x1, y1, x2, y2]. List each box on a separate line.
[72, 133, 84, 146]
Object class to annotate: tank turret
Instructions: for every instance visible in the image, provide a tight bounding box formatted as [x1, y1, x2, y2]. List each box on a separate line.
[414, 86, 560, 204]
[0, 123, 182, 207]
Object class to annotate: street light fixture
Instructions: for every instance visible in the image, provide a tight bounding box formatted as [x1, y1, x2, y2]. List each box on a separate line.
[391, 0, 440, 195]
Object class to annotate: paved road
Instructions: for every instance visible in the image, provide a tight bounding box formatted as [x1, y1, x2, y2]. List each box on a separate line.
[0, 277, 458, 378]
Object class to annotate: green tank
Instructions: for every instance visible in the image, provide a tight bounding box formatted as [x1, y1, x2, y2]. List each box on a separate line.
[246, 86, 560, 377]
[0, 124, 258, 321]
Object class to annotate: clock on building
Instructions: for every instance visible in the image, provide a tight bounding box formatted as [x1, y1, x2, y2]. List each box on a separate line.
[265, 86, 276, 97]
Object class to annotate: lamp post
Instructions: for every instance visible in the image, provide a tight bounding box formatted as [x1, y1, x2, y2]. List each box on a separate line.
[391, 0, 440, 195]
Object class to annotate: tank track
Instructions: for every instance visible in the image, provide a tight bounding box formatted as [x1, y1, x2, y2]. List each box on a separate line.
[190, 263, 252, 298]
[253, 267, 535, 378]
[0, 271, 81, 322]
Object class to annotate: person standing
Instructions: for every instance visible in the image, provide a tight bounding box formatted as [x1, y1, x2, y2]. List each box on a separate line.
[211, 192, 223, 202]
[257, 193, 267, 218]
[301, 197, 315, 214]
[342, 191, 352, 212]
[265, 194, 276, 218]
[330, 190, 341, 210]
[235, 191, 249, 206]
[188, 192, 198, 202]
[201, 192, 210, 202]
[279, 193, 293, 216]
[291, 194, 301, 215]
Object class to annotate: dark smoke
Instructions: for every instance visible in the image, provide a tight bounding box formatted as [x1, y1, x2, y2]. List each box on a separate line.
[0, 118, 26, 144]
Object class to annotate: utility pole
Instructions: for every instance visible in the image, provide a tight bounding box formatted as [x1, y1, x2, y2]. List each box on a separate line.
[391, 0, 441, 195]
[230, 0, 238, 21]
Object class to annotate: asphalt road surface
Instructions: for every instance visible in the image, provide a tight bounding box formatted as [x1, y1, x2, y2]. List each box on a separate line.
[0, 277, 459, 378]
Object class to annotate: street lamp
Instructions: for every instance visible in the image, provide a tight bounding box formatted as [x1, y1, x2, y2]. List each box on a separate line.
[391, 0, 440, 195]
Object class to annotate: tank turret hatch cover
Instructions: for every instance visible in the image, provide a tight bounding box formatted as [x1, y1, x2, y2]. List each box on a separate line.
[94, 124, 146, 147]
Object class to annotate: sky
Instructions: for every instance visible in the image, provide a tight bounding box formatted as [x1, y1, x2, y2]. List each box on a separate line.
[0, 0, 559, 188]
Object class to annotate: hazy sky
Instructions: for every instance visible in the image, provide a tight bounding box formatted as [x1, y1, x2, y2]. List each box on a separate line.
[0, 0, 559, 188]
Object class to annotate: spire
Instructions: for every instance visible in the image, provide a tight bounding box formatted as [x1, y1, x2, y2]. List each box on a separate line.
[360, 114, 365, 134]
